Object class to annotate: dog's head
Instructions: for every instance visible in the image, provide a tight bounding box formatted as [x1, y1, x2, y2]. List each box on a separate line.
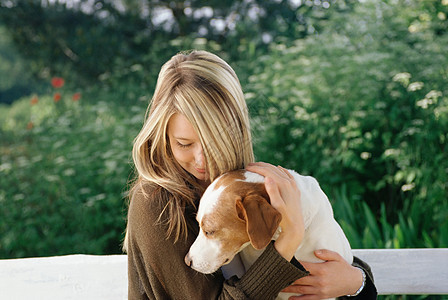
[185, 170, 282, 274]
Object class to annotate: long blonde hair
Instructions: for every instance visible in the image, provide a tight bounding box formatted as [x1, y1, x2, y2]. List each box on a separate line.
[125, 50, 254, 247]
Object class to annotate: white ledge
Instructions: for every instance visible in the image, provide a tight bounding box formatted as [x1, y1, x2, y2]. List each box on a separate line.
[353, 248, 448, 295]
[0, 249, 447, 299]
[0, 254, 127, 300]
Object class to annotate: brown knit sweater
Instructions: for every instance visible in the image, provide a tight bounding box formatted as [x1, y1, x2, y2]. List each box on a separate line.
[126, 184, 377, 300]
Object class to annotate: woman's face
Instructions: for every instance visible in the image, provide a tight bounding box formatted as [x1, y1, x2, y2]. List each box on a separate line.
[167, 113, 208, 182]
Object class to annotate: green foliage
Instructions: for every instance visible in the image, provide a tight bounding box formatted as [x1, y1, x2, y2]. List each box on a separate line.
[245, 0, 448, 249]
[0, 26, 44, 104]
[0, 90, 146, 258]
[0, 1, 150, 84]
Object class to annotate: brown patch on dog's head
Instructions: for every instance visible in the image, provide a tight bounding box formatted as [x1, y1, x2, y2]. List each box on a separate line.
[233, 182, 281, 250]
[210, 170, 282, 250]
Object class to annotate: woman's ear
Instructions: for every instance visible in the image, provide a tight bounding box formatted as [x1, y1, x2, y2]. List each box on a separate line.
[236, 194, 282, 249]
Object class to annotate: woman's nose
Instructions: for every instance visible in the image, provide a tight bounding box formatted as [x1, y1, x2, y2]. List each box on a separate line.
[194, 146, 205, 167]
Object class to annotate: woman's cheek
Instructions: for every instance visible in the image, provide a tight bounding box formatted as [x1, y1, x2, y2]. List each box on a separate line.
[172, 148, 192, 165]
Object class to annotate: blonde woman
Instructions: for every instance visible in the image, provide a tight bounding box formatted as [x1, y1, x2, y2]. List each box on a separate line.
[124, 50, 377, 299]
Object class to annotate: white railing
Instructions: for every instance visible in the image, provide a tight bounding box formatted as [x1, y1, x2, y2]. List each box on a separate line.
[0, 249, 447, 299]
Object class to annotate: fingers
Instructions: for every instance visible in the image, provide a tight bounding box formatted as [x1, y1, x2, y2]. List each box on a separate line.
[264, 177, 282, 208]
[286, 272, 320, 288]
[313, 249, 344, 262]
[283, 274, 329, 299]
[282, 280, 322, 300]
[297, 250, 343, 275]
[246, 162, 289, 180]
[282, 282, 316, 294]
[287, 293, 321, 299]
[299, 260, 330, 277]
[246, 162, 299, 201]
[278, 165, 294, 179]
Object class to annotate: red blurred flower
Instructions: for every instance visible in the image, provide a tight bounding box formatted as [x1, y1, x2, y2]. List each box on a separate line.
[72, 92, 81, 101]
[27, 121, 34, 130]
[51, 77, 65, 88]
[30, 96, 38, 105]
[54, 92, 62, 102]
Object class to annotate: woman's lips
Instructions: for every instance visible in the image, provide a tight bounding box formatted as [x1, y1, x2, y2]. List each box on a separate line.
[195, 167, 206, 173]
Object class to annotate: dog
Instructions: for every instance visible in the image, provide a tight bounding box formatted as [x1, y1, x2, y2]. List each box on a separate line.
[185, 169, 353, 300]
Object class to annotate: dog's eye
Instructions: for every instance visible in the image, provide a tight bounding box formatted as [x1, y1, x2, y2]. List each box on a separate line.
[205, 230, 215, 237]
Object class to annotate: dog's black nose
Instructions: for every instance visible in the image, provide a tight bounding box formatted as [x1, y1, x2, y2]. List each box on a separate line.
[184, 253, 193, 267]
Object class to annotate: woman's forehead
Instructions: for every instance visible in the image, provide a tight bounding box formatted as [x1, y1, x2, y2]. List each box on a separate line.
[168, 113, 199, 140]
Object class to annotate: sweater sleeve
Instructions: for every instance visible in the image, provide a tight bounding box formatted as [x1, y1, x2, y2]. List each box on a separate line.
[126, 188, 308, 300]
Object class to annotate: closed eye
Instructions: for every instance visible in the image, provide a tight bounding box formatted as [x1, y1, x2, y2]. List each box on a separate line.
[176, 141, 193, 149]
[204, 230, 215, 237]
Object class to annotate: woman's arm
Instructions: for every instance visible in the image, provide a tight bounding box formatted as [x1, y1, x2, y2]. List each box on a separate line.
[127, 186, 308, 300]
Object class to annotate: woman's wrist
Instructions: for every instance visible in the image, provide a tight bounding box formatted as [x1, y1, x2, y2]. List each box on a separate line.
[347, 267, 366, 297]
[274, 229, 303, 261]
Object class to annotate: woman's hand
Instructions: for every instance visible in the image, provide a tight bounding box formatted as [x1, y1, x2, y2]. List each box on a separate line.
[246, 162, 304, 261]
[282, 249, 364, 299]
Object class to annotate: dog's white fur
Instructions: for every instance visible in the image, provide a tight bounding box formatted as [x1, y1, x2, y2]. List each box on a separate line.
[186, 169, 353, 300]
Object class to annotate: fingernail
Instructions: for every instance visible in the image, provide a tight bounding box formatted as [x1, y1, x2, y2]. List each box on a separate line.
[315, 250, 322, 255]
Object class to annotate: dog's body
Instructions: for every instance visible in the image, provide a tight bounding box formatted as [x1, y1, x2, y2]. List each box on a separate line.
[185, 169, 353, 300]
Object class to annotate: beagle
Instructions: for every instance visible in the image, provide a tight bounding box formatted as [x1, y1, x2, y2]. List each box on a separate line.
[185, 169, 353, 299]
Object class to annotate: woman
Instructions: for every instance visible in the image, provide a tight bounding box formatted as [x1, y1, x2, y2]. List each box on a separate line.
[124, 50, 377, 299]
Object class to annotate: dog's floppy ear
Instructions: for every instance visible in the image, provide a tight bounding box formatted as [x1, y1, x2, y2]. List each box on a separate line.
[236, 194, 282, 250]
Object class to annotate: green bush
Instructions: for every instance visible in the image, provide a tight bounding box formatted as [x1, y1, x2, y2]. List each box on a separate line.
[245, 1, 448, 249]
[0, 90, 146, 258]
